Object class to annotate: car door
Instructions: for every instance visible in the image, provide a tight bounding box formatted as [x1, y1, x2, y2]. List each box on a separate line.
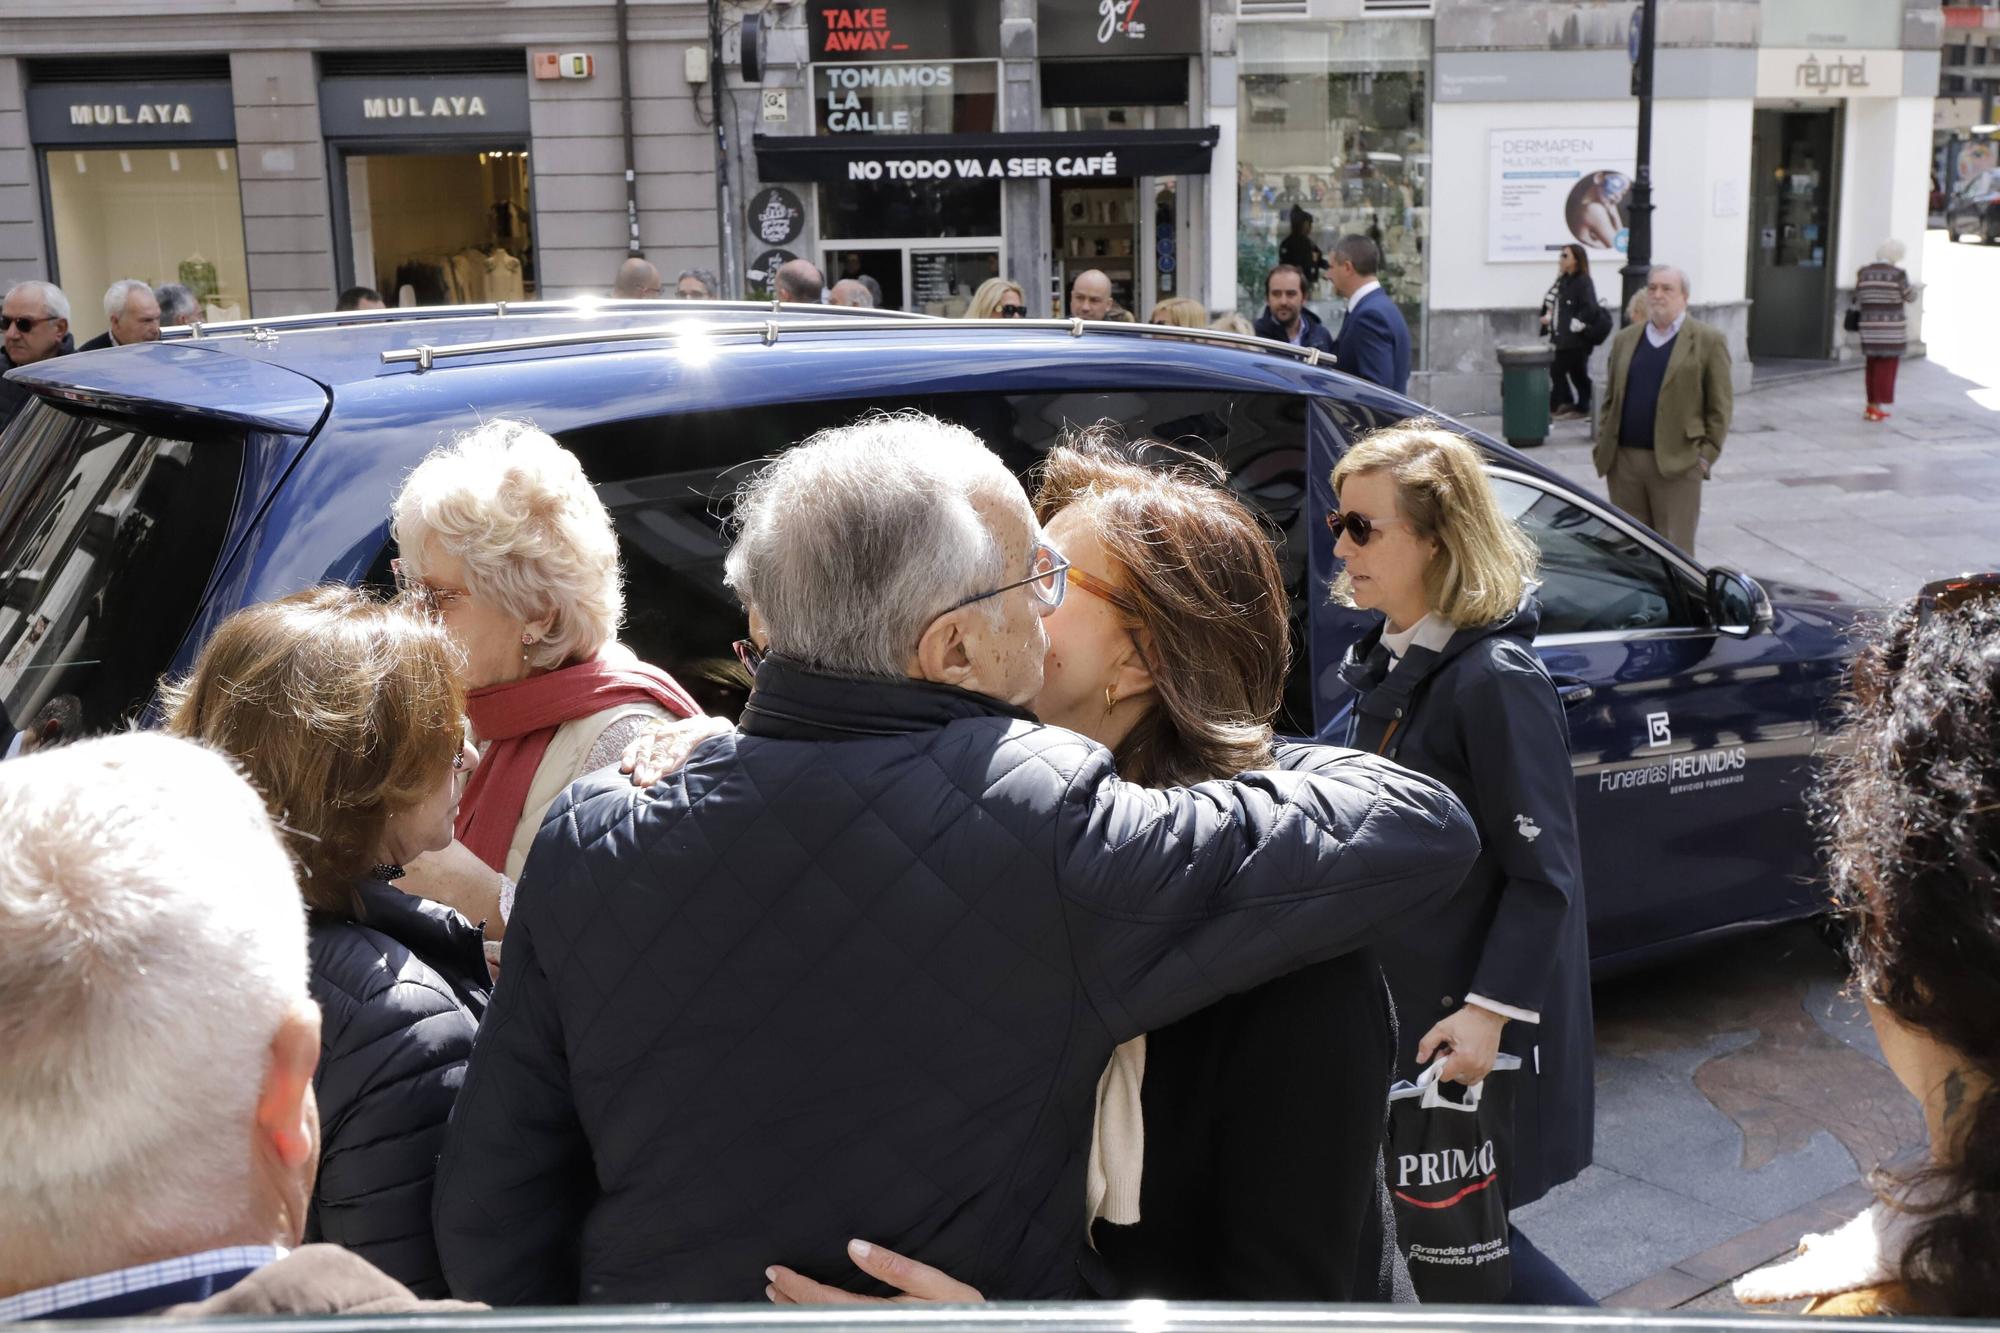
[1486, 469, 1826, 963]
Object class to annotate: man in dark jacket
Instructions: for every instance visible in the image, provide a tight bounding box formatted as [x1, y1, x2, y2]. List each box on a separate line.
[433, 412, 1481, 1306]
[1253, 263, 1336, 353]
[1329, 236, 1411, 395]
[0, 734, 480, 1321]
[1, 280, 74, 434]
[77, 279, 162, 352]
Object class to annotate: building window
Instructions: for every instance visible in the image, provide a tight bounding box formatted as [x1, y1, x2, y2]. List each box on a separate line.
[1236, 21, 1431, 365]
[45, 147, 248, 338]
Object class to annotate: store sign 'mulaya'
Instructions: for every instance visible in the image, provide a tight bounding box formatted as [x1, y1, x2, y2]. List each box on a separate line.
[69, 102, 194, 126]
[361, 94, 490, 121]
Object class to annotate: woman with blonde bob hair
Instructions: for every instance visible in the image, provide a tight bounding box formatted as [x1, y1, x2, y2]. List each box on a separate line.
[967, 276, 1027, 319]
[163, 586, 489, 1297]
[389, 419, 700, 928]
[1327, 420, 1595, 1306]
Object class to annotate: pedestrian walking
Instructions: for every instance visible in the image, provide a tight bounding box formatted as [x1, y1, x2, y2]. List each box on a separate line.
[1540, 245, 1608, 419]
[162, 587, 489, 1298]
[1329, 236, 1412, 395]
[79, 279, 161, 350]
[1852, 240, 1918, 422]
[1322, 421, 1595, 1306]
[0, 281, 72, 433]
[752, 427, 1419, 1306]
[1592, 265, 1733, 555]
[1252, 264, 1336, 354]
[386, 420, 701, 935]
[1737, 576, 2000, 1316]
[1278, 205, 1329, 297]
[430, 410, 1479, 1305]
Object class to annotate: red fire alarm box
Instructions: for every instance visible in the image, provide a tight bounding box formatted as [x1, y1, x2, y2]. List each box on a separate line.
[532, 52, 562, 80]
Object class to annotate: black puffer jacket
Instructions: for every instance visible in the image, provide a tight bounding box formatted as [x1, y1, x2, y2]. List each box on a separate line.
[433, 658, 1479, 1305]
[1325, 592, 1594, 1209]
[0, 333, 74, 434]
[306, 878, 491, 1297]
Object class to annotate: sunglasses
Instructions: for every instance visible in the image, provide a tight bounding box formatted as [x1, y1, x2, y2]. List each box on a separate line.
[1917, 572, 2000, 627]
[1325, 510, 1413, 547]
[998, 304, 1028, 318]
[3, 316, 57, 334]
[732, 638, 765, 673]
[389, 558, 470, 614]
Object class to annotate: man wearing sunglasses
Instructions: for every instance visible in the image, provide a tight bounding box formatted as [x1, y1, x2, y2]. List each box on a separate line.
[1, 281, 74, 435]
[435, 410, 1480, 1309]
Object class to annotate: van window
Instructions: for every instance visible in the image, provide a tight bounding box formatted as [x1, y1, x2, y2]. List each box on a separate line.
[1490, 476, 1688, 634]
[0, 402, 244, 748]
[559, 391, 1314, 733]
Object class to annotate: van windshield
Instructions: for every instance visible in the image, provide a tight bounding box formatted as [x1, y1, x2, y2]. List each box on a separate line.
[0, 401, 244, 750]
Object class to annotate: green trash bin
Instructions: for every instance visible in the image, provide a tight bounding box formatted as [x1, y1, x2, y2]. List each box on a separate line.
[1496, 343, 1554, 449]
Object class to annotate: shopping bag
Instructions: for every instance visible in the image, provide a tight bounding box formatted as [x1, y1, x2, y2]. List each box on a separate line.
[1387, 1054, 1520, 1303]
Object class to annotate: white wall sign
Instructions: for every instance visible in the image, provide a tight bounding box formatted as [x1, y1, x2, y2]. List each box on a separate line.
[761, 89, 789, 123]
[1487, 128, 1635, 264]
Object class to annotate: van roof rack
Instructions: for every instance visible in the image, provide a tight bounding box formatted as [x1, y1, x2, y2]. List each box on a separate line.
[166, 298, 929, 341]
[380, 316, 1333, 373]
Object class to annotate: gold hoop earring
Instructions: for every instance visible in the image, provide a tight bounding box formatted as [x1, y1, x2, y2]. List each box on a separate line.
[1105, 684, 1118, 711]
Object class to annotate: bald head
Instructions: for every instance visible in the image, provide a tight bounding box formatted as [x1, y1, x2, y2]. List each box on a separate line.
[1069, 269, 1113, 321]
[775, 259, 826, 304]
[613, 258, 662, 299]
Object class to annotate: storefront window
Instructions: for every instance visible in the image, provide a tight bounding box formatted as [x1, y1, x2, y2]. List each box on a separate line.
[344, 149, 534, 304]
[1237, 22, 1431, 364]
[46, 147, 248, 338]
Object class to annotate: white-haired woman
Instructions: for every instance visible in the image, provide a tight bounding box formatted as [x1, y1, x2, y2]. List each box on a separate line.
[1324, 420, 1594, 1305]
[391, 420, 700, 931]
[1853, 239, 1917, 422]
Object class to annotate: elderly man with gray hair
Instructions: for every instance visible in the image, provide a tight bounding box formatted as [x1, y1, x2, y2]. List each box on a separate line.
[79, 278, 162, 351]
[0, 733, 483, 1319]
[433, 410, 1479, 1306]
[1, 279, 73, 433]
[1592, 263, 1734, 554]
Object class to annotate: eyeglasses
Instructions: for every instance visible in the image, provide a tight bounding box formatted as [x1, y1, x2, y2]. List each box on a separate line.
[1326, 510, 1414, 547]
[998, 304, 1028, 318]
[3, 316, 57, 334]
[939, 540, 1070, 616]
[390, 558, 469, 614]
[732, 638, 765, 673]
[1068, 565, 1137, 616]
[1917, 572, 2000, 627]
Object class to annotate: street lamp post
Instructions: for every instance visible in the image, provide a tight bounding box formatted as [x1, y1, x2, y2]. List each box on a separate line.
[1622, 0, 1658, 324]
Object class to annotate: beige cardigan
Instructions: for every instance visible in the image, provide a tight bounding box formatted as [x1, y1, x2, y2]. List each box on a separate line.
[499, 699, 674, 883]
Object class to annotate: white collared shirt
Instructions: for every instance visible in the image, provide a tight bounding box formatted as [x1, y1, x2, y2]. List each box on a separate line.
[1644, 311, 1686, 348]
[0, 1246, 284, 1323]
[1348, 278, 1382, 309]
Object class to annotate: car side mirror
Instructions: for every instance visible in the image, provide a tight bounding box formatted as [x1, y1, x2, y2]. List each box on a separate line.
[1707, 567, 1773, 639]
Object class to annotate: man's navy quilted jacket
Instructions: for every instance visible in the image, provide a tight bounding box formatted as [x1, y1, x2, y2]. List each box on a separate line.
[433, 659, 1479, 1305]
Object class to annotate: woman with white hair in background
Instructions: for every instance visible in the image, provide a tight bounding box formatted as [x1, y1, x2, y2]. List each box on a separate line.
[1852, 239, 1917, 422]
[389, 419, 701, 934]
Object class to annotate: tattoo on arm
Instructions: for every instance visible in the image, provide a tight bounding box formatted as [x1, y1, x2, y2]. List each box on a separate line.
[1943, 1068, 1967, 1126]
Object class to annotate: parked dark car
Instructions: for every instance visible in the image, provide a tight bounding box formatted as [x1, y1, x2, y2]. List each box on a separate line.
[0, 301, 1863, 970]
[1946, 168, 2000, 243]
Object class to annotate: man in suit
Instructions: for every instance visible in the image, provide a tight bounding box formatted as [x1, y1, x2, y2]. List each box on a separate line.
[1592, 264, 1734, 555]
[1329, 235, 1410, 395]
[78, 279, 161, 351]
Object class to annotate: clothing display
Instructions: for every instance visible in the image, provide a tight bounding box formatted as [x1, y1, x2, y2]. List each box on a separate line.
[359, 150, 534, 307]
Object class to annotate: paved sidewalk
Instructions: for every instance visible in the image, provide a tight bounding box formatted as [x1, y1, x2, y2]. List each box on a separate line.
[1462, 354, 2000, 607]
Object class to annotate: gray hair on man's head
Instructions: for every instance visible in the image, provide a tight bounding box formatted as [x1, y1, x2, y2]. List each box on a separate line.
[676, 268, 719, 292]
[153, 282, 199, 324]
[5, 280, 69, 322]
[0, 732, 308, 1276]
[1876, 238, 1906, 264]
[724, 411, 1017, 681]
[103, 279, 154, 321]
[1649, 264, 1690, 298]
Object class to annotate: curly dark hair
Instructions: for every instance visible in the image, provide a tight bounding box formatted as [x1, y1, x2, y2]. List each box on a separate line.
[1817, 596, 2000, 1314]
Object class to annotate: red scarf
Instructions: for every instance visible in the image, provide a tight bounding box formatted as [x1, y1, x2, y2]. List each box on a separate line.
[457, 650, 699, 872]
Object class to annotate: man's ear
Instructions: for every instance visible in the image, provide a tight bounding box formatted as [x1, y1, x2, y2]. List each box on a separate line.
[256, 1002, 319, 1170]
[911, 611, 975, 687]
[746, 605, 770, 648]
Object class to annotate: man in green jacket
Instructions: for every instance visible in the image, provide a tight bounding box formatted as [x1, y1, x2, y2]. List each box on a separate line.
[1592, 265, 1734, 554]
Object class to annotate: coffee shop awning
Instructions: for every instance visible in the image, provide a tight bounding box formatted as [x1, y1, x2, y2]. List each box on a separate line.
[753, 127, 1220, 184]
